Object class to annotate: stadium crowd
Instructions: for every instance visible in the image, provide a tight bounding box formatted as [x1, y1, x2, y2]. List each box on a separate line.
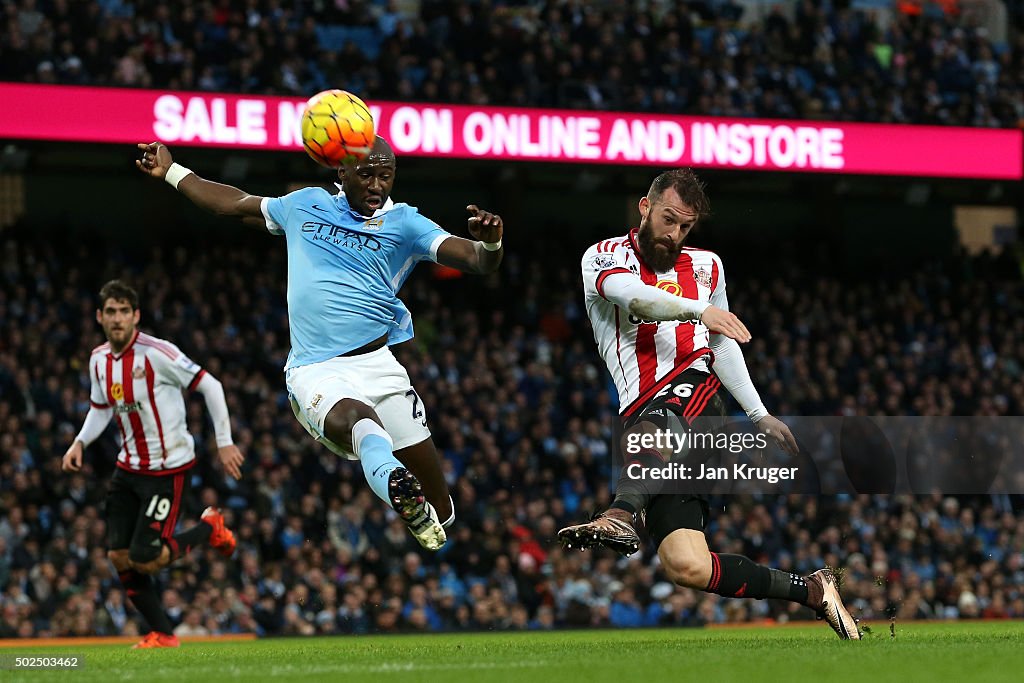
[1, 225, 1023, 638]
[2, 0, 1024, 127]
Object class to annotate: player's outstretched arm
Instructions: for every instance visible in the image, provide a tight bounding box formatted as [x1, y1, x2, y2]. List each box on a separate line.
[435, 205, 504, 274]
[192, 371, 245, 480]
[136, 142, 264, 220]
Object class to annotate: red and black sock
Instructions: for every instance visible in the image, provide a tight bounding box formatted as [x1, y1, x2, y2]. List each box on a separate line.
[118, 569, 174, 635]
[169, 523, 213, 559]
[705, 553, 809, 604]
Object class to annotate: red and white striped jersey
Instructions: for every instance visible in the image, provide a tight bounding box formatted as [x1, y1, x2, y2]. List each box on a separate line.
[582, 229, 727, 415]
[88, 331, 206, 474]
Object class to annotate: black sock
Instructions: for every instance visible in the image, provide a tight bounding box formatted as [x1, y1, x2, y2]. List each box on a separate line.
[119, 569, 174, 635]
[611, 448, 668, 515]
[704, 553, 810, 603]
[767, 568, 810, 604]
[169, 522, 213, 559]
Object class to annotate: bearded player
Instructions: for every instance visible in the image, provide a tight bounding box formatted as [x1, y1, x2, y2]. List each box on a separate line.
[136, 137, 503, 551]
[62, 280, 244, 648]
[558, 169, 860, 639]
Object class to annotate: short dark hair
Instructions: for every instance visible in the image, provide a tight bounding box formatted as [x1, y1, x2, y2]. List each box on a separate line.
[98, 280, 139, 310]
[647, 168, 711, 221]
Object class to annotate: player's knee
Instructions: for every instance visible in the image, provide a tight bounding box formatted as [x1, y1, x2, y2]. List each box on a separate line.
[133, 560, 159, 575]
[128, 545, 163, 570]
[107, 549, 132, 571]
[324, 399, 377, 447]
[662, 553, 707, 589]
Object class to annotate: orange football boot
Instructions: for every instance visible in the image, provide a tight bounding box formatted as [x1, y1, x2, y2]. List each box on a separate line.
[132, 631, 180, 649]
[201, 506, 237, 557]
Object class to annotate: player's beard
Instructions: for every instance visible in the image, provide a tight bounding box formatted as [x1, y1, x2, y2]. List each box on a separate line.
[636, 220, 682, 272]
[104, 323, 134, 351]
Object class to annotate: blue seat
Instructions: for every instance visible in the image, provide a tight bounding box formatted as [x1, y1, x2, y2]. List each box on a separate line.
[346, 27, 382, 60]
[794, 66, 817, 93]
[694, 27, 714, 54]
[317, 25, 383, 60]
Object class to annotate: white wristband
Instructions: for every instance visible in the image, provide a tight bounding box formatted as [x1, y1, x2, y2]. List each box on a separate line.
[165, 162, 194, 190]
[481, 239, 502, 252]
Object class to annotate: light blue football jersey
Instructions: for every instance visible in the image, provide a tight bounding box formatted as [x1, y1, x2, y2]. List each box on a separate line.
[261, 187, 451, 370]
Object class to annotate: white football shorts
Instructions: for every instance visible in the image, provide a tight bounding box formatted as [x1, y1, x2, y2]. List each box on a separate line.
[285, 346, 430, 460]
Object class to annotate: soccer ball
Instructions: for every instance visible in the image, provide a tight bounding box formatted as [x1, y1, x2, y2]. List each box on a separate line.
[300, 90, 376, 168]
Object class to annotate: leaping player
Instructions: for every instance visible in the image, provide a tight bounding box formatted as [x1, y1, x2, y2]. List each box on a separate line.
[558, 169, 861, 639]
[135, 137, 503, 551]
[63, 280, 244, 648]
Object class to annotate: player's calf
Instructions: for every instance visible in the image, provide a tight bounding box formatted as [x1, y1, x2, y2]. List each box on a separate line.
[663, 540, 806, 603]
[658, 532, 861, 639]
[660, 553, 711, 589]
[115, 567, 176, 637]
[394, 438, 453, 522]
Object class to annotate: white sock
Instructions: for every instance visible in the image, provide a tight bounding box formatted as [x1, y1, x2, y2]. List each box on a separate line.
[441, 496, 455, 528]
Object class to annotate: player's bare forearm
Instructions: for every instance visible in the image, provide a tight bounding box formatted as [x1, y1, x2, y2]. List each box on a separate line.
[436, 236, 503, 274]
[474, 241, 503, 274]
[176, 174, 264, 219]
[136, 142, 263, 219]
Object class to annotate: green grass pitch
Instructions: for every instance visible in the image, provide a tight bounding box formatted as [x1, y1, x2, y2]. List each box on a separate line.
[7, 622, 1024, 683]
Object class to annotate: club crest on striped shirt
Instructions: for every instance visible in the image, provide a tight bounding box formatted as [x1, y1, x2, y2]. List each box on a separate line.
[694, 267, 712, 289]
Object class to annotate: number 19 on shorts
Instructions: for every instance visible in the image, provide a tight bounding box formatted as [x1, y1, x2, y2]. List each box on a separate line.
[145, 495, 171, 521]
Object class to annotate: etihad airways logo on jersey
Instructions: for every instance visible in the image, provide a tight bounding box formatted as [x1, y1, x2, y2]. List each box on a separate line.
[301, 222, 383, 251]
[629, 279, 690, 325]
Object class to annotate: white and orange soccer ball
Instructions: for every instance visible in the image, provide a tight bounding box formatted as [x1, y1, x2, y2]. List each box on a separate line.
[300, 89, 376, 168]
